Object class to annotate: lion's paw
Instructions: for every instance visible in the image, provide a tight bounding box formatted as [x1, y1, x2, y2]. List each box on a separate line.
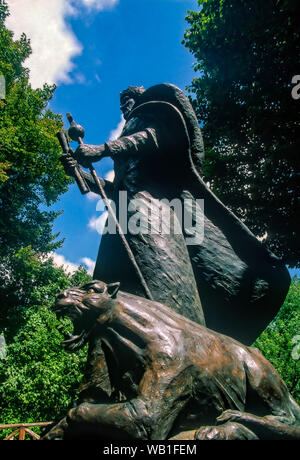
[194, 422, 258, 440]
[216, 409, 242, 424]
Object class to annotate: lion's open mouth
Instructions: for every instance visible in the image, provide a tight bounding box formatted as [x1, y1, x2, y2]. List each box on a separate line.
[54, 299, 89, 352]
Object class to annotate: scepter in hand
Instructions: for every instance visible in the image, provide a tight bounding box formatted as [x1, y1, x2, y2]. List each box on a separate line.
[65, 113, 153, 301]
[56, 129, 90, 195]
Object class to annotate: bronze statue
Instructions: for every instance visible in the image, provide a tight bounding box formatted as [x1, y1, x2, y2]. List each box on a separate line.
[42, 280, 300, 441]
[62, 83, 290, 345]
[50, 83, 296, 441]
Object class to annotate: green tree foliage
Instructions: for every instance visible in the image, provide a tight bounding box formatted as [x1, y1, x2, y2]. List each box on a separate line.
[254, 276, 300, 404]
[0, 250, 91, 436]
[0, 1, 72, 322]
[183, 0, 300, 267]
[0, 2, 93, 431]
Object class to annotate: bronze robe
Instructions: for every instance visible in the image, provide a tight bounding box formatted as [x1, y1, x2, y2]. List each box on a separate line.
[90, 84, 290, 345]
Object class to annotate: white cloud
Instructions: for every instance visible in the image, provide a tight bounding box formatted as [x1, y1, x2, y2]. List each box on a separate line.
[77, 0, 119, 11]
[88, 211, 108, 234]
[6, 0, 82, 88]
[105, 169, 115, 182]
[80, 257, 96, 275]
[5, 0, 119, 89]
[87, 191, 101, 201]
[49, 252, 79, 274]
[109, 115, 125, 141]
[49, 252, 96, 275]
[74, 72, 88, 85]
[86, 169, 114, 200]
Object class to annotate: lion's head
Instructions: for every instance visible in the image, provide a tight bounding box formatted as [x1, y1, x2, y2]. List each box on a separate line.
[53, 280, 120, 352]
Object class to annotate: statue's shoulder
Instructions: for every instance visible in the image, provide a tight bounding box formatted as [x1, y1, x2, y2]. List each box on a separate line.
[131, 83, 204, 170]
[136, 83, 193, 111]
[130, 84, 193, 122]
[121, 115, 148, 136]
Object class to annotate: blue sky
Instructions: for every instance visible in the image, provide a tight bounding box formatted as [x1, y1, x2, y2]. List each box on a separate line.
[6, 0, 200, 273]
[5, 0, 299, 277]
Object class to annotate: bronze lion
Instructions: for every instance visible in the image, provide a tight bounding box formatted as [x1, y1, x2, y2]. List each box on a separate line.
[43, 280, 300, 440]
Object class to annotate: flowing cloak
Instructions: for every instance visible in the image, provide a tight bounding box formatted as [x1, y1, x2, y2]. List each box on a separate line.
[93, 83, 290, 345]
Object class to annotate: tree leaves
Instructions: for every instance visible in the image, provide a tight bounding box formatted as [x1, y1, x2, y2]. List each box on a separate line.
[0, 2, 74, 322]
[254, 276, 300, 403]
[0, 252, 91, 431]
[0, 3, 71, 262]
[0, 2, 93, 429]
[183, 0, 300, 267]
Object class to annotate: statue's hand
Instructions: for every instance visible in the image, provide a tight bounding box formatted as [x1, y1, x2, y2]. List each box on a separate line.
[60, 153, 79, 177]
[74, 143, 106, 168]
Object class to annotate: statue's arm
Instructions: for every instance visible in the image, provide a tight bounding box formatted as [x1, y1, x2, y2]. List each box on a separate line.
[75, 126, 161, 166]
[60, 154, 115, 197]
[104, 127, 160, 158]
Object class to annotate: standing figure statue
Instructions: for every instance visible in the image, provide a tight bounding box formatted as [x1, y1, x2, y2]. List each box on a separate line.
[62, 83, 290, 346]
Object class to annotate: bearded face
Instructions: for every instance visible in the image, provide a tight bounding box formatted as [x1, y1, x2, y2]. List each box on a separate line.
[119, 85, 146, 119]
[120, 96, 136, 120]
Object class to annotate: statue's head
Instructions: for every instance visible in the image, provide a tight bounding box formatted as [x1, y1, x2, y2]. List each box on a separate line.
[53, 280, 120, 352]
[120, 85, 146, 120]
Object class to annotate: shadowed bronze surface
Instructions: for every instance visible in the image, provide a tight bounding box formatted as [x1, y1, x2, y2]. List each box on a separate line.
[42, 281, 300, 441]
[53, 83, 294, 441]
[62, 83, 290, 345]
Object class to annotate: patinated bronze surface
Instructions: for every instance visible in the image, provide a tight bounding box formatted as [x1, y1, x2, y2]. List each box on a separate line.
[42, 281, 300, 441]
[62, 84, 290, 345]
[53, 83, 295, 441]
